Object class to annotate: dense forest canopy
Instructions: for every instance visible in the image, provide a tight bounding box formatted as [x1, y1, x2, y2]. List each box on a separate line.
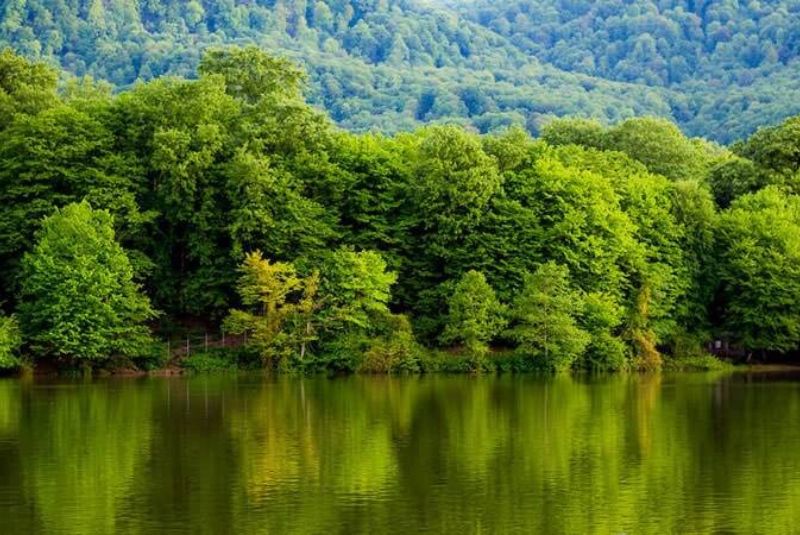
[3, 48, 800, 374]
[4, 0, 800, 142]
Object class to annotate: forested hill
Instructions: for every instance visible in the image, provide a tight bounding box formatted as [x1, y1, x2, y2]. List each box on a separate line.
[0, 0, 674, 135]
[3, 1, 800, 142]
[456, 0, 800, 141]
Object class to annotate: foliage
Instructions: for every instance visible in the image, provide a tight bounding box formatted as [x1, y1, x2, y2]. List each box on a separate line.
[715, 187, 800, 354]
[460, 0, 800, 142]
[579, 293, 627, 372]
[314, 249, 397, 334]
[508, 263, 590, 372]
[224, 251, 316, 369]
[0, 314, 21, 369]
[180, 350, 240, 374]
[11, 0, 800, 141]
[441, 270, 507, 362]
[17, 202, 156, 362]
[4, 48, 800, 372]
[662, 355, 733, 372]
[359, 315, 423, 374]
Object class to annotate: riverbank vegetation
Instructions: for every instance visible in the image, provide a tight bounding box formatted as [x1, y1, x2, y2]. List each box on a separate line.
[2, 48, 800, 374]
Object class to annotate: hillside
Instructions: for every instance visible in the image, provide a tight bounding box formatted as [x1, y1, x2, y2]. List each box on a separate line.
[2, 0, 800, 141]
[457, 0, 800, 141]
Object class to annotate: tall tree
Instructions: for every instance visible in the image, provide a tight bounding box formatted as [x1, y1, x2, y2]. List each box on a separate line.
[199, 46, 305, 104]
[715, 187, 800, 355]
[225, 251, 316, 367]
[509, 262, 590, 371]
[0, 314, 21, 369]
[0, 103, 146, 301]
[18, 202, 156, 363]
[441, 270, 506, 359]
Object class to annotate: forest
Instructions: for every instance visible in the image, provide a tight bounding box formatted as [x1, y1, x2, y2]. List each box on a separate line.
[5, 0, 800, 142]
[2, 47, 800, 374]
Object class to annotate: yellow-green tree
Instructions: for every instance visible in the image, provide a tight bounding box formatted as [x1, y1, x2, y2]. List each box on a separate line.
[225, 251, 318, 367]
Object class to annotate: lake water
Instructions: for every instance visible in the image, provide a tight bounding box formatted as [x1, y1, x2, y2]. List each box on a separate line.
[1, 372, 800, 534]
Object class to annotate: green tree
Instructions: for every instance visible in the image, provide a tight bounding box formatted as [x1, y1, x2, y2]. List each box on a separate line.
[441, 270, 506, 359]
[715, 187, 800, 354]
[541, 117, 605, 149]
[112, 74, 239, 315]
[605, 117, 716, 181]
[509, 263, 590, 371]
[0, 314, 21, 369]
[411, 126, 502, 233]
[316, 249, 397, 333]
[0, 49, 58, 125]
[18, 202, 156, 363]
[198, 46, 305, 104]
[707, 156, 769, 209]
[579, 293, 627, 371]
[0, 104, 146, 300]
[736, 116, 800, 175]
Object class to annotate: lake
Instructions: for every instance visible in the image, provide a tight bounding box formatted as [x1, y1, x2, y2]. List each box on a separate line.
[1, 372, 799, 534]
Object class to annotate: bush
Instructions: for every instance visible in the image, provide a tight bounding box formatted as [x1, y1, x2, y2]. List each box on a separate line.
[662, 354, 733, 372]
[359, 329, 422, 374]
[180, 350, 240, 373]
[316, 332, 371, 373]
[130, 340, 170, 371]
[0, 315, 22, 369]
[417, 350, 477, 373]
[581, 333, 628, 372]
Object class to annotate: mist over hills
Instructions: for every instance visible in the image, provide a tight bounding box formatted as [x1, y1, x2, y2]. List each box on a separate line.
[2, 0, 800, 142]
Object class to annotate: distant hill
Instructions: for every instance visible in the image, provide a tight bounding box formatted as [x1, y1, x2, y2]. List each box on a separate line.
[456, 0, 800, 141]
[3, 0, 800, 142]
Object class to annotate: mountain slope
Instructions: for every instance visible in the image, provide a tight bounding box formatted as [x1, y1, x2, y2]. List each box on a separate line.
[456, 0, 800, 142]
[2, 0, 800, 141]
[0, 0, 678, 134]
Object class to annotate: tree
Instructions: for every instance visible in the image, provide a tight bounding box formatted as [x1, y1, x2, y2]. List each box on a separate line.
[224, 251, 318, 367]
[0, 104, 145, 300]
[18, 202, 156, 362]
[113, 74, 239, 315]
[399, 126, 503, 337]
[736, 116, 800, 175]
[441, 270, 506, 358]
[707, 156, 768, 208]
[541, 117, 605, 149]
[411, 126, 502, 234]
[0, 314, 21, 369]
[199, 46, 305, 104]
[225, 150, 334, 261]
[0, 49, 58, 125]
[509, 263, 589, 371]
[316, 249, 397, 333]
[605, 117, 716, 181]
[715, 187, 800, 354]
[579, 292, 626, 371]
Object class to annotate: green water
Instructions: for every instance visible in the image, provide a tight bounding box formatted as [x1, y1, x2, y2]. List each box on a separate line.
[1, 373, 800, 534]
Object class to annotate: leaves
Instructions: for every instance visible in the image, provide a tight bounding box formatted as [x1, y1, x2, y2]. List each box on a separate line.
[17, 202, 156, 361]
[441, 271, 507, 357]
[508, 263, 590, 372]
[0, 314, 21, 369]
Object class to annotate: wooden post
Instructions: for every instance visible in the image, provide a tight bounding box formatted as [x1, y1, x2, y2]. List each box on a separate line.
[204, 332, 208, 352]
[167, 339, 170, 358]
[222, 329, 226, 347]
[186, 337, 190, 356]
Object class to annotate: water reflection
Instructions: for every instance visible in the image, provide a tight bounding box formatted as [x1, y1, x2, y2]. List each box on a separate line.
[1, 372, 799, 534]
